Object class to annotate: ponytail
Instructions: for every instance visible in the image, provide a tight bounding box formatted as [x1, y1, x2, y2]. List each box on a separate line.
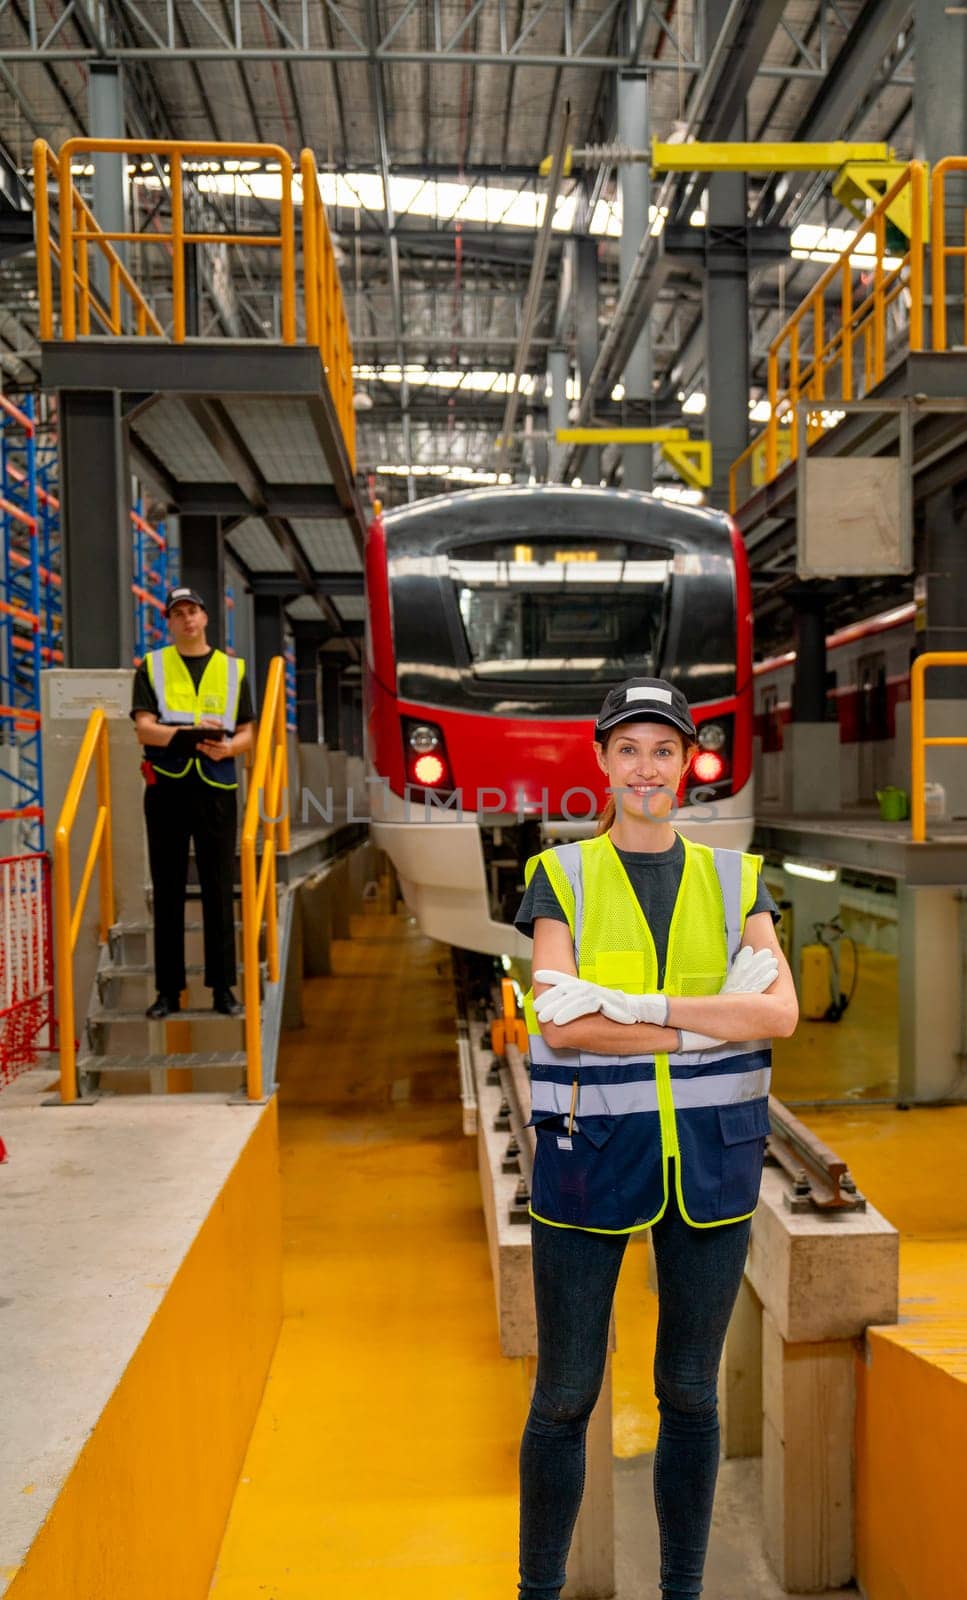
[595, 795, 616, 835]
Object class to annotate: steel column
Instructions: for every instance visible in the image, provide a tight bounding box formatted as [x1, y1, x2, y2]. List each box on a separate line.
[252, 594, 284, 714]
[920, 488, 967, 699]
[914, 0, 967, 347]
[618, 63, 652, 492]
[789, 587, 828, 723]
[702, 0, 749, 509]
[292, 626, 324, 743]
[88, 62, 128, 310]
[575, 237, 601, 483]
[178, 514, 225, 645]
[321, 661, 342, 749]
[547, 347, 569, 481]
[59, 389, 133, 667]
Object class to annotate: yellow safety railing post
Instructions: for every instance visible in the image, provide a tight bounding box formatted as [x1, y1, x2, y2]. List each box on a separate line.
[53, 709, 115, 1104]
[241, 655, 289, 1100]
[170, 150, 185, 342]
[909, 652, 967, 842]
[910, 161, 925, 351]
[33, 141, 54, 340]
[932, 162, 949, 352]
[58, 145, 76, 340]
[300, 150, 319, 346]
[280, 157, 295, 344]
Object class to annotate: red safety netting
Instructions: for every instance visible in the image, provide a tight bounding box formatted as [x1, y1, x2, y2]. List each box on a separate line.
[0, 853, 54, 1086]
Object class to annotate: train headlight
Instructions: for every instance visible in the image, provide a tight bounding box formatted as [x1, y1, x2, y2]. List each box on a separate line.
[408, 723, 441, 753]
[697, 721, 726, 751]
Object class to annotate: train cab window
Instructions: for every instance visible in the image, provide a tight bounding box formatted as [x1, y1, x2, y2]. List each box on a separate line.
[448, 537, 670, 683]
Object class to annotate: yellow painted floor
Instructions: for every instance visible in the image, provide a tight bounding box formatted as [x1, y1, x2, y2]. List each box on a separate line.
[208, 910, 527, 1599]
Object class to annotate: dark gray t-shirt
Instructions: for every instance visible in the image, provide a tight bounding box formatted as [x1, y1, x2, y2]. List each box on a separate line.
[514, 834, 780, 987]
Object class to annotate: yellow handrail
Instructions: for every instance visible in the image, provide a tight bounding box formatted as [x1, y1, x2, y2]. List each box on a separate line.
[32, 138, 356, 469]
[931, 157, 967, 351]
[910, 652, 967, 842]
[53, 708, 115, 1104]
[729, 160, 927, 512]
[241, 655, 290, 1100]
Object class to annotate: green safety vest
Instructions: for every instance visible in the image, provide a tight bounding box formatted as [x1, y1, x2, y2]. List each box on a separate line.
[144, 646, 244, 790]
[524, 833, 772, 1233]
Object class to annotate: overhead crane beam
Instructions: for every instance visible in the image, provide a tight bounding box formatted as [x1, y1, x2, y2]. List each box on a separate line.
[650, 138, 895, 174]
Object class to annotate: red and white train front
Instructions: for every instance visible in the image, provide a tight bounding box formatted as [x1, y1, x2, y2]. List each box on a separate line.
[365, 486, 754, 957]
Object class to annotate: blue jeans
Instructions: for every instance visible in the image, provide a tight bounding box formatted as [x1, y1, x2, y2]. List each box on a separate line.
[518, 1171, 751, 1600]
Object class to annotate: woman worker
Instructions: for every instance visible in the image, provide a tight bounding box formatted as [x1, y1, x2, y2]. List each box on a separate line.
[514, 675, 798, 1600]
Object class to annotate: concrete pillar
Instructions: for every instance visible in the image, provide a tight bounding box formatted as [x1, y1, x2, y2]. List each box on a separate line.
[252, 594, 284, 714]
[618, 65, 652, 492]
[914, 0, 967, 345]
[291, 626, 323, 744]
[702, 0, 749, 508]
[574, 236, 601, 484]
[178, 514, 225, 646]
[88, 61, 127, 309]
[321, 661, 342, 748]
[897, 884, 966, 1104]
[59, 390, 133, 667]
[547, 346, 569, 482]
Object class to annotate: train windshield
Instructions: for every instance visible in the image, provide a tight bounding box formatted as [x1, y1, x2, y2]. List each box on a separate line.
[449, 537, 669, 682]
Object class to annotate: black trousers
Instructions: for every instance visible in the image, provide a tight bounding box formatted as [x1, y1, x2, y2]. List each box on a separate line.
[144, 776, 237, 995]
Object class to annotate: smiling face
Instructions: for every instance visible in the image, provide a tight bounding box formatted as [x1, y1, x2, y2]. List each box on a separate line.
[595, 719, 693, 821]
[167, 600, 208, 647]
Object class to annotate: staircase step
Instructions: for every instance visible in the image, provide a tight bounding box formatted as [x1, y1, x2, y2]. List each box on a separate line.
[89, 1007, 246, 1023]
[77, 1051, 247, 1073]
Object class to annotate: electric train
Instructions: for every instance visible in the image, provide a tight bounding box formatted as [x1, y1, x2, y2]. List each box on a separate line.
[365, 486, 754, 957]
[754, 601, 917, 807]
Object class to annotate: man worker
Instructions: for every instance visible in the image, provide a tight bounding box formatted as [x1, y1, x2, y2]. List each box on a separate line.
[131, 585, 255, 1019]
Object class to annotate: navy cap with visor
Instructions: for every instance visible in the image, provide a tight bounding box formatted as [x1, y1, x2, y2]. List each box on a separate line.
[165, 586, 207, 615]
[595, 677, 697, 742]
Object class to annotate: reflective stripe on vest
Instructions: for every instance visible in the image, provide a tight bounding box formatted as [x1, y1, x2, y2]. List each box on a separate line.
[522, 832, 772, 1231]
[145, 647, 244, 788]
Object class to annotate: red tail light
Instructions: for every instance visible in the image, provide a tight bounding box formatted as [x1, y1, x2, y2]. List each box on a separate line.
[692, 749, 727, 784]
[413, 752, 446, 787]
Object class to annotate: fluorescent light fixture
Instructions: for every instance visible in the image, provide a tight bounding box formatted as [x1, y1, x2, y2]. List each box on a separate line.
[782, 859, 839, 883]
[790, 223, 903, 271]
[682, 391, 707, 415]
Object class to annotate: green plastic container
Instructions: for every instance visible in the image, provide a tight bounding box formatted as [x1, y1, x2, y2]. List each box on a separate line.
[876, 786, 909, 822]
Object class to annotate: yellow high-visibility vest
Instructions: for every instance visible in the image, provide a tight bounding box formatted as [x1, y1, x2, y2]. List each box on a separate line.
[523, 833, 772, 1233]
[145, 646, 244, 790]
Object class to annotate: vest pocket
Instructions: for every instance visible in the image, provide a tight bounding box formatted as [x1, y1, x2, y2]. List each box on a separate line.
[671, 970, 724, 998]
[717, 1097, 771, 1216]
[593, 951, 646, 992]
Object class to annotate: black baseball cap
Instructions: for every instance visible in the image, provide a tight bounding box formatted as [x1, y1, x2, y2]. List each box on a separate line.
[165, 586, 207, 615]
[595, 677, 697, 742]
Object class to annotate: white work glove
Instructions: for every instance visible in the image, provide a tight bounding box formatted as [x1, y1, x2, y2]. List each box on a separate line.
[534, 969, 669, 1026]
[719, 944, 779, 995]
[676, 1029, 725, 1052]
